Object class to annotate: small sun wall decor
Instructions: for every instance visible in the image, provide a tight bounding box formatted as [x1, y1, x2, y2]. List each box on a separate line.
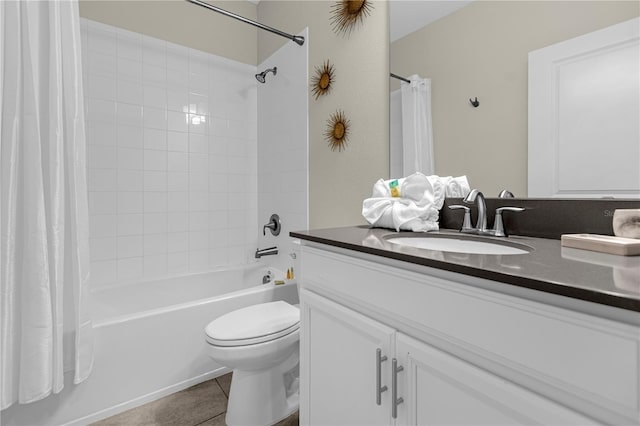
[325, 110, 350, 152]
[330, 0, 374, 36]
[311, 60, 335, 100]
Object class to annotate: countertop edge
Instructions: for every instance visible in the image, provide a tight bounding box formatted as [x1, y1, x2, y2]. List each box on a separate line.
[290, 230, 640, 313]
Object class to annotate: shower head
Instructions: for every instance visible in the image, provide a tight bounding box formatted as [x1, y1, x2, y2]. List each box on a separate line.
[255, 67, 277, 83]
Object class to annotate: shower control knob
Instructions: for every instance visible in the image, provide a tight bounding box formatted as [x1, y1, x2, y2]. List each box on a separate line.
[263, 214, 281, 236]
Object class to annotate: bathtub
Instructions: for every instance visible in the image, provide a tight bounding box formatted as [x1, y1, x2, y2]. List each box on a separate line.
[2, 265, 299, 426]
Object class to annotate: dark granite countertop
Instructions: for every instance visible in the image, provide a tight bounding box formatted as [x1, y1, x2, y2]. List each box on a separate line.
[291, 226, 640, 313]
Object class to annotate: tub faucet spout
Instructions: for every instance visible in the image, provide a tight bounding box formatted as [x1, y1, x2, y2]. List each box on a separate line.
[255, 246, 278, 258]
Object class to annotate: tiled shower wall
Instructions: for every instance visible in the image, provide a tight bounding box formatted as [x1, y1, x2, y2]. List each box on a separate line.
[81, 19, 259, 288]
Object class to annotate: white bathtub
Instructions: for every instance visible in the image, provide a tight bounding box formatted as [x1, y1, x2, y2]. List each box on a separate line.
[2, 265, 299, 426]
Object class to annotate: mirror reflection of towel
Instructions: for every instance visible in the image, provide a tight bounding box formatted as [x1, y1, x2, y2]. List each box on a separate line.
[362, 173, 470, 232]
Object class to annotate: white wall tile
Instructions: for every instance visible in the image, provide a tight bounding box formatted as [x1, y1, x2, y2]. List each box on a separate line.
[143, 64, 166, 86]
[168, 212, 188, 233]
[143, 171, 167, 191]
[117, 257, 143, 280]
[88, 169, 117, 192]
[117, 79, 143, 104]
[117, 125, 143, 149]
[89, 260, 117, 285]
[117, 147, 143, 170]
[143, 106, 167, 130]
[117, 213, 143, 236]
[167, 252, 188, 274]
[89, 74, 116, 101]
[117, 57, 142, 82]
[143, 213, 167, 234]
[89, 191, 117, 215]
[168, 172, 188, 191]
[144, 254, 168, 277]
[188, 192, 208, 211]
[144, 233, 168, 255]
[117, 191, 143, 214]
[144, 150, 167, 171]
[168, 192, 188, 212]
[89, 214, 117, 238]
[117, 103, 143, 127]
[167, 111, 188, 132]
[143, 84, 167, 109]
[167, 89, 189, 113]
[118, 170, 143, 191]
[168, 152, 188, 172]
[117, 235, 143, 258]
[88, 145, 117, 169]
[88, 122, 117, 146]
[144, 192, 167, 212]
[144, 128, 167, 151]
[168, 131, 188, 152]
[87, 99, 117, 124]
[90, 237, 116, 261]
[84, 19, 261, 287]
[189, 133, 207, 153]
[188, 250, 209, 271]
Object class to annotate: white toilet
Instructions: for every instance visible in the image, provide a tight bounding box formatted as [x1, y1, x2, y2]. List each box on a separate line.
[205, 301, 300, 426]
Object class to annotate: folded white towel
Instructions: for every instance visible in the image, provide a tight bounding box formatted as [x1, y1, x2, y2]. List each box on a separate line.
[427, 175, 471, 198]
[362, 172, 444, 232]
[362, 173, 471, 232]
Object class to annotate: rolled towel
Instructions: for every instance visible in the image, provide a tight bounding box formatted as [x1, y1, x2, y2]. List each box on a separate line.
[362, 172, 444, 232]
[427, 175, 471, 198]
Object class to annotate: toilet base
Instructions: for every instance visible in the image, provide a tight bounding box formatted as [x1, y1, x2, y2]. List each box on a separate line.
[225, 349, 299, 426]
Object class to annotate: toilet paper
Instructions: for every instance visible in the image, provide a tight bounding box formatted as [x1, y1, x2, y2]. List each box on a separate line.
[613, 209, 640, 239]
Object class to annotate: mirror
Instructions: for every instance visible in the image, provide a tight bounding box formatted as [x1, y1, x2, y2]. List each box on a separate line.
[389, 0, 640, 198]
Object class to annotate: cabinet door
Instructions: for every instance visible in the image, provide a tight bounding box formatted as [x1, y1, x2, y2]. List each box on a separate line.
[396, 333, 597, 426]
[300, 289, 396, 426]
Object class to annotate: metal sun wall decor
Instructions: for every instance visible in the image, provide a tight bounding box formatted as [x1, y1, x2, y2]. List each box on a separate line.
[325, 110, 350, 152]
[330, 0, 374, 36]
[311, 60, 335, 100]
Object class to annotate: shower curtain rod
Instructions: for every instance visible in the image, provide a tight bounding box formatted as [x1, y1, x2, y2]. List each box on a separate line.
[390, 73, 410, 83]
[185, 0, 305, 46]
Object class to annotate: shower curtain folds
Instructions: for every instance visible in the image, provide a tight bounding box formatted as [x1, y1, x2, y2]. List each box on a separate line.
[401, 75, 434, 176]
[0, 0, 93, 409]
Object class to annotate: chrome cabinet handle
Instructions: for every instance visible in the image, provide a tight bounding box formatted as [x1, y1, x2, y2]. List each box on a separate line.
[376, 348, 388, 405]
[392, 358, 404, 419]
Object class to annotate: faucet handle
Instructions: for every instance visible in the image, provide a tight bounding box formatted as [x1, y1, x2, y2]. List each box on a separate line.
[498, 190, 515, 198]
[448, 205, 473, 232]
[493, 207, 524, 237]
[262, 214, 281, 236]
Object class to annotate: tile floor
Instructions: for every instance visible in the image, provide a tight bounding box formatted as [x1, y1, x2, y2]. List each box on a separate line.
[91, 373, 299, 426]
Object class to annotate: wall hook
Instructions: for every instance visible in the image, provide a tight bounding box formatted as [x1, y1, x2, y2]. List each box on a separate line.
[469, 97, 480, 107]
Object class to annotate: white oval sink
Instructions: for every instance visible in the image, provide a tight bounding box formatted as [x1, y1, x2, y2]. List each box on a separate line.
[386, 236, 531, 255]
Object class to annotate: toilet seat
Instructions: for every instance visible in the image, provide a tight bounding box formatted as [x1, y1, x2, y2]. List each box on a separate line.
[205, 301, 300, 347]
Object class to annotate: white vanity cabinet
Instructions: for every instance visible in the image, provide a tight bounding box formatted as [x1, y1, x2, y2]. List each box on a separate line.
[298, 244, 640, 426]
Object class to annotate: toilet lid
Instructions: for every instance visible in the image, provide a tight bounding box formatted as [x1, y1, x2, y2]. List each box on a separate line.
[205, 301, 300, 347]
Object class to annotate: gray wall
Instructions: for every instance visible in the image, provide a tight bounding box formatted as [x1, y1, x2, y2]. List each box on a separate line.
[79, 0, 258, 65]
[259, 1, 389, 228]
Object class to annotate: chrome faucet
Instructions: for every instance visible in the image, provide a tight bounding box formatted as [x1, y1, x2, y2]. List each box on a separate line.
[463, 189, 488, 233]
[498, 189, 515, 198]
[449, 189, 524, 237]
[255, 246, 278, 258]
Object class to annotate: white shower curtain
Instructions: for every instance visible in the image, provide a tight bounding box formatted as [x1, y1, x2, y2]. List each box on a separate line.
[1, 0, 93, 409]
[401, 75, 434, 176]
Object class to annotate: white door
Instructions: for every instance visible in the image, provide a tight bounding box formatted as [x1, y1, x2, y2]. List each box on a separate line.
[300, 289, 396, 426]
[395, 333, 597, 426]
[528, 17, 640, 198]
